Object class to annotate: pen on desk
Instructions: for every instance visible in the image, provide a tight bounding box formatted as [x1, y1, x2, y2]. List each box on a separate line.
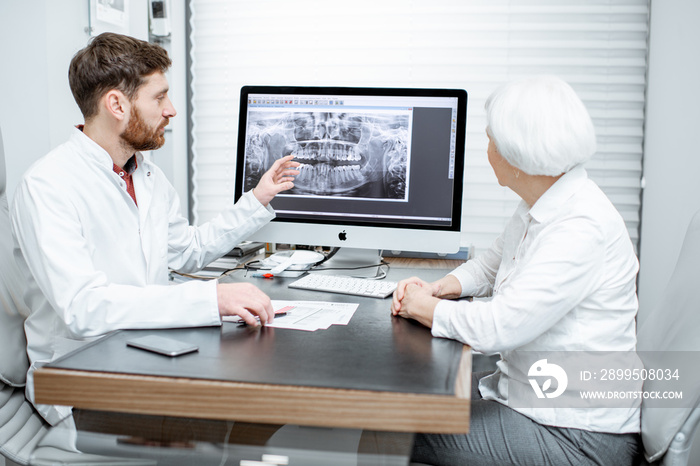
[237, 312, 288, 326]
[249, 271, 275, 279]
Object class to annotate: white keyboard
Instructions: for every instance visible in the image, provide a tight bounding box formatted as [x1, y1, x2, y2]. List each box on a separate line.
[288, 273, 398, 299]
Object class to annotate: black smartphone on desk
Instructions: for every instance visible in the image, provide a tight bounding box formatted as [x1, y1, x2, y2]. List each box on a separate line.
[126, 335, 199, 357]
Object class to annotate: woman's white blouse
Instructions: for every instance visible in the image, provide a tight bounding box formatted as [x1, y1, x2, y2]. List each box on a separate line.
[432, 166, 641, 434]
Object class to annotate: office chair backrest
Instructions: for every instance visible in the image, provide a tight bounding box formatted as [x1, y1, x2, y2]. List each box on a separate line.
[0, 125, 50, 466]
[0, 125, 31, 387]
[637, 209, 700, 464]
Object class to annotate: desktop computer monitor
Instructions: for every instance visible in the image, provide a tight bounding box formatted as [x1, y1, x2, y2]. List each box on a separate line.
[234, 85, 467, 273]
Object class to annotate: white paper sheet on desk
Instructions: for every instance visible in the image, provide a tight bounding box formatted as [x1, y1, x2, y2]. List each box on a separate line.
[222, 300, 359, 331]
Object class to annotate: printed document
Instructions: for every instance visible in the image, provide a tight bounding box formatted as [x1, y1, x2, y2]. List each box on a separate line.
[223, 300, 358, 331]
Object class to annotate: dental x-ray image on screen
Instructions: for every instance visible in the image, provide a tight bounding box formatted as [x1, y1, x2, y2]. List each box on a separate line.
[243, 111, 411, 201]
[234, 86, 467, 259]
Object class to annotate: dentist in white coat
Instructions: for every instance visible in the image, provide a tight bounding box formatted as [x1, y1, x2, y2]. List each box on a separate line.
[11, 32, 300, 425]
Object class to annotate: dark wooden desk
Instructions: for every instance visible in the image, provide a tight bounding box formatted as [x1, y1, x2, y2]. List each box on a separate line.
[34, 267, 470, 433]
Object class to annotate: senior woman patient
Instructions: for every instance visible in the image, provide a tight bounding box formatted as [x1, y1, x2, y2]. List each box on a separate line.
[392, 76, 641, 466]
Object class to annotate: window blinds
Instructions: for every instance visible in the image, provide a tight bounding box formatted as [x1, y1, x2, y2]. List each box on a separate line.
[189, 0, 648, 253]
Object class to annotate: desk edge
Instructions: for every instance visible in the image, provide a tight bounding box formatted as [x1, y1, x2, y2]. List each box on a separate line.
[35, 366, 470, 433]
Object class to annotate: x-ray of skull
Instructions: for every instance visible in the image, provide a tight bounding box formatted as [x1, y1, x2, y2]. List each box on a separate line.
[243, 111, 410, 200]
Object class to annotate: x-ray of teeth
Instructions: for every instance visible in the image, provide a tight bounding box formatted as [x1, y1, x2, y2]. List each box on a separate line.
[244, 111, 411, 200]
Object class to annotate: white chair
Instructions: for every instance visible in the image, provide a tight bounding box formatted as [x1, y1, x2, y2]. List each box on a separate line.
[0, 127, 50, 466]
[637, 209, 700, 466]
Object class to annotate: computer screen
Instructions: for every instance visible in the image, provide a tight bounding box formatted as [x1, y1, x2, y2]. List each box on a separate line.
[234, 86, 467, 269]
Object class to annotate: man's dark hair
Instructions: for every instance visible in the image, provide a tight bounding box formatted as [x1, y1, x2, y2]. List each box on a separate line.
[68, 32, 171, 120]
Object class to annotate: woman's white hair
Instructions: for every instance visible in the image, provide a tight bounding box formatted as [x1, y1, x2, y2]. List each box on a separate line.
[484, 75, 596, 176]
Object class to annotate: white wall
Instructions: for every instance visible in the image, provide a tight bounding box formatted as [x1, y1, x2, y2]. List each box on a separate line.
[148, 1, 189, 219]
[0, 2, 52, 203]
[0, 0, 188, 210]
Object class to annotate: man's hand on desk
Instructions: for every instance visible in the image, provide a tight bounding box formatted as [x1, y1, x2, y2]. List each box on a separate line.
[217, 283, 275, 326]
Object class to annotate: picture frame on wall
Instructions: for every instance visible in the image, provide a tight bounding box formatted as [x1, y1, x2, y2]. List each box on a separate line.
[88, 0, 130, 36]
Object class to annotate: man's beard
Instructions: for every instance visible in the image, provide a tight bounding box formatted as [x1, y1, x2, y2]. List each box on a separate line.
[120, 106, 168, 152]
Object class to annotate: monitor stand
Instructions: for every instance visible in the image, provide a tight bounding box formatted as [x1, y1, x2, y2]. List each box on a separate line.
[312, 248, 383, 278]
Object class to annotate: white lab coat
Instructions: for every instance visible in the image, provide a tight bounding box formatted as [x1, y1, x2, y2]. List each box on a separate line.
[11, 128, 274, 424]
